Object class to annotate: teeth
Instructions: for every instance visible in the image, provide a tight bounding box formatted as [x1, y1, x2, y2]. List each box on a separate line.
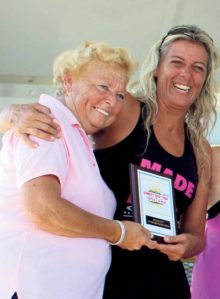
[174, 84, 190, 92]
[95, 107, 109, 116]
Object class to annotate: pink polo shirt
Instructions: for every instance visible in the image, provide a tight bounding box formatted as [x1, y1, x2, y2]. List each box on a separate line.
[0, 94, 116, 299]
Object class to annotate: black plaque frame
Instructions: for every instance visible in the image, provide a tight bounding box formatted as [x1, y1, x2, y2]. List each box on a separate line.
[129, 163, 178, 241]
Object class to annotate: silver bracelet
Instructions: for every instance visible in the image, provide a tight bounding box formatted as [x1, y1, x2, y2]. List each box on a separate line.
[109, 220, 126, 245]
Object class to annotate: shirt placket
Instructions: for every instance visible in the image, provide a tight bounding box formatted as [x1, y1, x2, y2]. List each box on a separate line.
[74, 125, 97, 167]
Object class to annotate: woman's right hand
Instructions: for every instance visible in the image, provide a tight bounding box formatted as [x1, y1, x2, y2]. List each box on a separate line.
[118, 221, 157, 251]
[7, 103, 60, 147]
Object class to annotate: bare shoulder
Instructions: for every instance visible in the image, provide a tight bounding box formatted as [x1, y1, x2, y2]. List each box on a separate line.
[211, 146, 220, 179]
[203, 139, 212, 155]
[211, 145, 220, 161]
[209, 146, 220, 180]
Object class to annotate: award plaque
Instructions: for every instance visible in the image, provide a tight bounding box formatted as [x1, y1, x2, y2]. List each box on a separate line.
[129, 163, 177, 242]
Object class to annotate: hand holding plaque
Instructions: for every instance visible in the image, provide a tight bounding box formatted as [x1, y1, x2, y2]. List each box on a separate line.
[129, 163, 177, 242]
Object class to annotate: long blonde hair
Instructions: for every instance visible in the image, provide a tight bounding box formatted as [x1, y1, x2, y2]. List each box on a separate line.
[129, 25, 220, 179]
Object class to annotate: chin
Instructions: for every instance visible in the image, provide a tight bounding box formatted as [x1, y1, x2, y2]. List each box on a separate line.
[87, 126, 104, 135]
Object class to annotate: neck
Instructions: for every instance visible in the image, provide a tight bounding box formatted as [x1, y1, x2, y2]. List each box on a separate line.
[152, 106, 186, 157]
[153, 105, 186, 132]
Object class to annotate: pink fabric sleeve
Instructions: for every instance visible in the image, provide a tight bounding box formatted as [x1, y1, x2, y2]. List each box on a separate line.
[12, 134, 69, 189]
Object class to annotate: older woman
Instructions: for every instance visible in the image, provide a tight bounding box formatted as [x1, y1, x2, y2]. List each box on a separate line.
[0, 41, 156, 299]
[1, 26, 219, 299]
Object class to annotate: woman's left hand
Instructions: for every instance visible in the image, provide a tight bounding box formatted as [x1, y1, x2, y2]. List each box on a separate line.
[153, 233, 204, 261]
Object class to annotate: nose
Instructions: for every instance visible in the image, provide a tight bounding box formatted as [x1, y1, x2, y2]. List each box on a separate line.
[180, 65, 192, 79]
[105, 92, 117, 107]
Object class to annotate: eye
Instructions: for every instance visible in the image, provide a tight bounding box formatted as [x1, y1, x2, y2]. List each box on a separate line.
[171, 60, 183, 66]
[116, 93, 125, 101]
[193, 65, 206, 73]
[96, 84, 108, 92]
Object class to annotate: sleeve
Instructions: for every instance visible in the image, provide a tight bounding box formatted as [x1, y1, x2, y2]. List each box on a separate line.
[14, 135, 69, 189]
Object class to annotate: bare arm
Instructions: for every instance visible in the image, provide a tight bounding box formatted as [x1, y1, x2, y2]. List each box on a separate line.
[22, 175, 157, 250]
[0, 103, 60, 147]
[154, 141, 211, 260]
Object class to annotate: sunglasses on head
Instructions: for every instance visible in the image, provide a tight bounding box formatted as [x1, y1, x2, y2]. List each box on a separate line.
[159, 26, 213, 51]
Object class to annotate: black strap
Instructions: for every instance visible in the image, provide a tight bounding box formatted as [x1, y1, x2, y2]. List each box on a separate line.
[207, 201, 220, 220]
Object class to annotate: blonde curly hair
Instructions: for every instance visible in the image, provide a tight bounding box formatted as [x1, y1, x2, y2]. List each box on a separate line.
[53, 41, 137, 97]
[129, 25, 220, 180]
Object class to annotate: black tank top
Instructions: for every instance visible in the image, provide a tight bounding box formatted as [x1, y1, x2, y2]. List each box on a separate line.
[95, 109, 198, 222]
[207, 201, 220, 219]
[94, 109, 197, 299]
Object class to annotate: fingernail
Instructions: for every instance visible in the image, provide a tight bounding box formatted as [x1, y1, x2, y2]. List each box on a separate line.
[53, 118, 59, 124]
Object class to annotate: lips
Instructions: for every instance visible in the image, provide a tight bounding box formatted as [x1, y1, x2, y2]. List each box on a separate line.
[94, 106, 110, 117]
[174, 83, 191, 92]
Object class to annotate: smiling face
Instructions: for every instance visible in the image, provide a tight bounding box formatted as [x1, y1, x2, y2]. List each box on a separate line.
[155, 39, 208, 112]
[65, 60, 128, 134]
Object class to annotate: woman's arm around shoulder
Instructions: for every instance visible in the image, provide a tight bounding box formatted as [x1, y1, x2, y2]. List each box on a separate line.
[0, 103, 60, 147]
